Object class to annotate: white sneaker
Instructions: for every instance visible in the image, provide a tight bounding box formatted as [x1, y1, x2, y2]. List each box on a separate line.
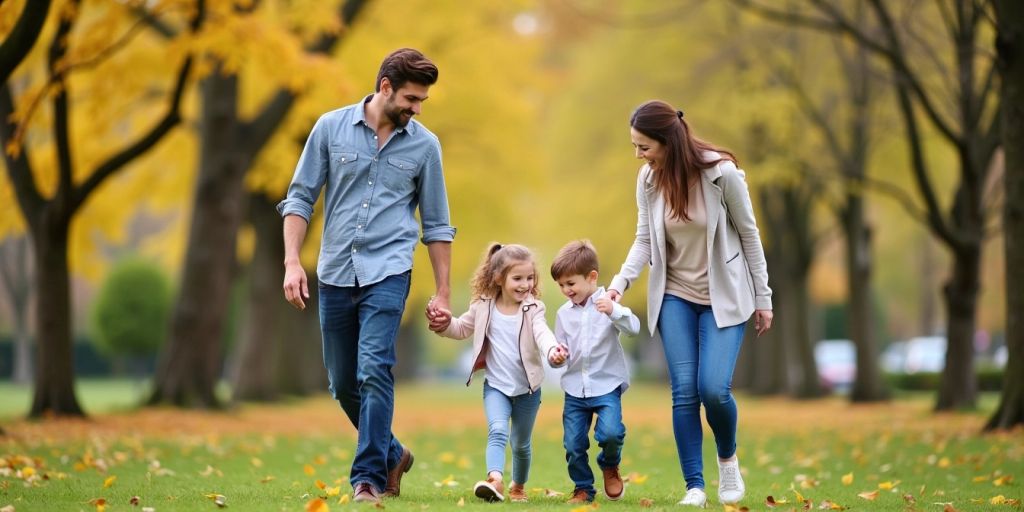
[678, 488, 707, 507]
[717, 457, 745, 504]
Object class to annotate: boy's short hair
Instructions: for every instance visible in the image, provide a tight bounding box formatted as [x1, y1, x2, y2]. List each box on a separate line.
[550, 240, 599, 280]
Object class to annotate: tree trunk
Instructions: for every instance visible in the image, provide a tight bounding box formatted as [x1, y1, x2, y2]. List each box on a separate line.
[750, 248, 786, 396]
[936, 243, 981, 410]
[231, 192, 285, 401]
[28, 220, 84, 417]
[785, 267, 822, 399]
[149, 70, 247, 408]
[986, 0, 1024, 430]
[844, 195, 888, 401]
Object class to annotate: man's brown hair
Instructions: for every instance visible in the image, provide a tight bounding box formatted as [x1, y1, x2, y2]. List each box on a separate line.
[550, 240, 600, 280]
[376, 48, 439, 92]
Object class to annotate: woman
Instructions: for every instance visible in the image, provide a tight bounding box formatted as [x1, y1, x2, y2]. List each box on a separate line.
[606, 100, 773, 507]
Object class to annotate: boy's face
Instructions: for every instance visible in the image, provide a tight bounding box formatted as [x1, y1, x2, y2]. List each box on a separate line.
[556, 271, 599, 306]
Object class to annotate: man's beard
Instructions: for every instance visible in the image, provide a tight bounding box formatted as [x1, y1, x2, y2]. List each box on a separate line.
[385, 98, 414, 127]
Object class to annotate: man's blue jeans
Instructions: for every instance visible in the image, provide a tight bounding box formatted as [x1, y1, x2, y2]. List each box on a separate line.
[562, 388, 625, 498]
[482, 381, 542, 484]
[319, 272, 411, 492]
[657, 295, 746, 491]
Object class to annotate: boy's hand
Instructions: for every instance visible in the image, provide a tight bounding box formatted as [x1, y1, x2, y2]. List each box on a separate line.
[595, 296, 616, 316]
[548, 344, 569, 366]
[427, 307, 452, 332]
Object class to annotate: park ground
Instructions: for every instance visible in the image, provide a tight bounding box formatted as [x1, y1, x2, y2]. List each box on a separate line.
[0, 381, 1021, 511]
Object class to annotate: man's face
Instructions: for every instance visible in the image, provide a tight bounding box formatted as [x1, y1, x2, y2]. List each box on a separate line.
[556, 271, 599, 306]
[383, 79, 430, 128]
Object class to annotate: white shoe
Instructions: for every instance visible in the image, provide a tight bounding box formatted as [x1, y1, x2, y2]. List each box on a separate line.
[678, 488, 707, 507]
[717, 457, 745, 504]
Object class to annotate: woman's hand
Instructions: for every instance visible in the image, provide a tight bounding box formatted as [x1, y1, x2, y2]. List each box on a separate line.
[754, 309, 773, 337]
[605, 289, 622, 303]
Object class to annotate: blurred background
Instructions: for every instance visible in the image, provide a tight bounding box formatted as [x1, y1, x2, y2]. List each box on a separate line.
[0, 0, 1017, 421]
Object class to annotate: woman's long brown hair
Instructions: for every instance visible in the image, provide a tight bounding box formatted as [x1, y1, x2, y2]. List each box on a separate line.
[630, 100, 737, 221]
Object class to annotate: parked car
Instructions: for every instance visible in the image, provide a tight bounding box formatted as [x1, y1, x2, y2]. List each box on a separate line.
[814, 339, 856, 392]
[881, 336, 946, 374]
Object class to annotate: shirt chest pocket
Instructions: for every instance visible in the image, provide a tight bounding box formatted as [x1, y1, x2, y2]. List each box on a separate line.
[329, 148, 358, 181]
[383, 156, 418, 194]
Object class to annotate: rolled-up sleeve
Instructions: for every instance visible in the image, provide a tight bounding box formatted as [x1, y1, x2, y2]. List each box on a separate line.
[417, 141, 456, 243]
[277, 116, 329, 222]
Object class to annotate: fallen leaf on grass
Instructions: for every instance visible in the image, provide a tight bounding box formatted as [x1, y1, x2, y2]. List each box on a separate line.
[765, 495, 789, 507]
[259, 476, 275, 484]
[877, 480, 899, 490]
[841, 473, 853, 486]
[251, 458, 263, 468]
[639, 498, 654, 507]
[902, 493, 916, 505]
[457, 497, 465, 507]
[305, 497, 329, 512]
[315, 480, 327, 490]
[337, 494, 349, 504]
[103, 476, 117, 488]
[942, 504, 958, 512]
[993, 475, 1013, 486]
[142, 508, 155, 512]
[204, 494, 227, 508]
[543, 489, 565, 497]
[724, 504, 750, 511]
[856, 490, 879, 501]
[130, 495, 141, 505]
[0, 505, 13, 512]
[433, 475, 459, 487]
[623, 472, 648, 484]
[817, 500, 846, 510]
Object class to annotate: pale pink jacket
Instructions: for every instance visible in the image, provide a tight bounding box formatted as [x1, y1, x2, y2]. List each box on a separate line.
[438, 295, 560, 392]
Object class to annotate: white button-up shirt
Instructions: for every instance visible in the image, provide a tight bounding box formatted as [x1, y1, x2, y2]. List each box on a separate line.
[555, 287, 641, 398]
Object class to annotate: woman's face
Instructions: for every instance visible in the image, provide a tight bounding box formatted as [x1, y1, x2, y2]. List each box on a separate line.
[631, 127, 666, 171]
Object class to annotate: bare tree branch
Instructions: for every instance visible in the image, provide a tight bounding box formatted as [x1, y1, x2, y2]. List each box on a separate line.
[0, 83, 43, 225]
[48, 0, 79, 206]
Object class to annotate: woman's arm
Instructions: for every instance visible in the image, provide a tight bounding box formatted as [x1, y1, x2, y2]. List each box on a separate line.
[721, 164, 772, 311]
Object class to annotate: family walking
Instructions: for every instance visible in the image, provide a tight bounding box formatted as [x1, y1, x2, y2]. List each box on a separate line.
[278, 48, 773, 507]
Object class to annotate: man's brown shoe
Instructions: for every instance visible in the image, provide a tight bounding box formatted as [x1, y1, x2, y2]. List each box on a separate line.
[473, 476, 505, 502]
[382, 447, 414, 498]
[508, 482, 527, 502]
[353, 482, 381, 504]
[566, 488, 593, 504]
[603, 465, 624, 500]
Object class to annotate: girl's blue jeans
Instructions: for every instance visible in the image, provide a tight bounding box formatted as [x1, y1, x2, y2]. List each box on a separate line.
[482, 380, 542, 484]
[318, 272, 410, 492]
[562, 388, 625, 498]
[657, 295, 746, 491]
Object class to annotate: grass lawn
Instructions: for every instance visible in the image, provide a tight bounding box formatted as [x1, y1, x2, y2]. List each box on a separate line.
[0, 381, 1021, 511]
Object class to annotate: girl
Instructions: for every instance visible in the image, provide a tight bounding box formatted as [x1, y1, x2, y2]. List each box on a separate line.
[607, 100, 773, 507]
[429, 243, 569, 503]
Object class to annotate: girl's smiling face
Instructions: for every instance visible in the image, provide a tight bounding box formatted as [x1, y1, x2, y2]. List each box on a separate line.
[499, 261, 536, 303]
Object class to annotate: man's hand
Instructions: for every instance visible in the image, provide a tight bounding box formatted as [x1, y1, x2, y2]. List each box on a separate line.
[548, 344, 570, 366]
[283, 261, 309, 310]
[754, 309, 774, 337]
[595, 296, 616, 316]
[426, 295, 452, 332]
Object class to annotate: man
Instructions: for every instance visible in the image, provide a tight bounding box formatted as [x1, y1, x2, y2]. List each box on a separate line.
[278, 48, 455, 504]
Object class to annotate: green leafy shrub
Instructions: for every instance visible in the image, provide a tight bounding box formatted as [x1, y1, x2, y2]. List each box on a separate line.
[91, 258, 171, 358]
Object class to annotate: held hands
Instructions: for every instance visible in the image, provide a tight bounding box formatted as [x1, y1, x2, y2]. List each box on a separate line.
[754, 309, 774, 337]
[594, 296, 616, 316]
[425, 295, 452, 332]
[548, 344, 570, 366]
[604, 289, 622, 303]
[283, 262, 309, 310]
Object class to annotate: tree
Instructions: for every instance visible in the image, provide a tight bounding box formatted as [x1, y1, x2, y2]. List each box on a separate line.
[986, 0, 1024, 431]
[0, 0, 203, 417]
[149, 0, 368, 407]
[741, 0, 1001, 410]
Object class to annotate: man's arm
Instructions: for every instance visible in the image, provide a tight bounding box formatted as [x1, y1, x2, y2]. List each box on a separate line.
[283, 215, 310, 310]
[425, 241, 451, 330]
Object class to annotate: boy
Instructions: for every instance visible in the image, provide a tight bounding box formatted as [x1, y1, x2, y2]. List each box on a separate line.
[550, 240, 641, 504]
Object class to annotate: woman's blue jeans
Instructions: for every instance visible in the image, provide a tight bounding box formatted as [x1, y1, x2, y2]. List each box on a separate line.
[657, 295, 746, 491]
[318, 272, 411, 492]
[482, 381, 542, 484]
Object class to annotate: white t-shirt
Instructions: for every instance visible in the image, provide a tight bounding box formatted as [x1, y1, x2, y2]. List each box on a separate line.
[484, 304, 531, 396]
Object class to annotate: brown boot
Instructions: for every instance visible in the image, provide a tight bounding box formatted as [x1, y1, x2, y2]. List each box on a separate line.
[508, 482, 527, 502]
[603, 465, 624, 500]
[474, 476, 505, 502]
[382, 447, 414, 498]
[566, 488, 593, 504]
[352, 482, 381, 504]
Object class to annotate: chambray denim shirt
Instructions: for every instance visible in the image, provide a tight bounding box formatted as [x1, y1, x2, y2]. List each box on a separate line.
[277, 95, 456, 287]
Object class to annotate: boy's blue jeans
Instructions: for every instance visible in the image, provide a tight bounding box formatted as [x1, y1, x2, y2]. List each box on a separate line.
[562, 388, 625, 498]
[318, 272, 411, 492]
[657, 295, 746, 491]
[482, 380, 542, 484]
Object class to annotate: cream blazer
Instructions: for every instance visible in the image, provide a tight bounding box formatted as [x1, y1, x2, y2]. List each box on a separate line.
[609, 154, 772, 332]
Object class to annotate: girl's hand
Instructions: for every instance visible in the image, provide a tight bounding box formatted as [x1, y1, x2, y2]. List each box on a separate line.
[605, 289, 622, 303]
[427, 308, 452, 332]
[548, 344, 569, 366]
[754, 309, 773, 337]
